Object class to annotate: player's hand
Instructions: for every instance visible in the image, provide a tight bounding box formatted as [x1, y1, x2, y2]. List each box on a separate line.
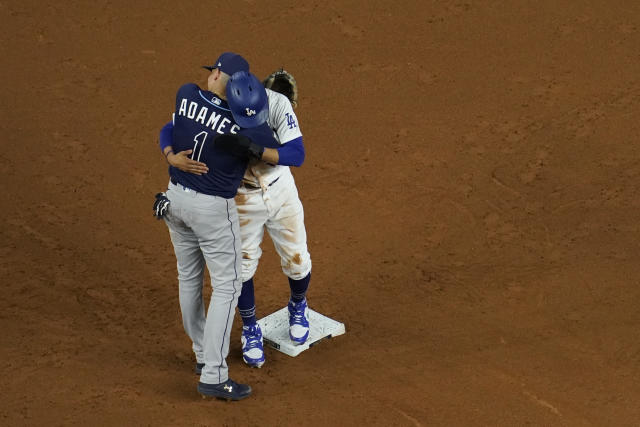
[214, 134, 264, 160]
[167, 150, 209, 175]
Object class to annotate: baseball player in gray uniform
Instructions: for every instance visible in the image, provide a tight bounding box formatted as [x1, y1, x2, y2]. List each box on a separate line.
[165, 70, 312, 368]
[155, 54, 278, 400]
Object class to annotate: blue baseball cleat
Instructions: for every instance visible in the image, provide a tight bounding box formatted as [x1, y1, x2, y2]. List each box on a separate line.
[198, 379, 252, 401]
[288, 298, 310, 344]
[241, 324, 265, 368]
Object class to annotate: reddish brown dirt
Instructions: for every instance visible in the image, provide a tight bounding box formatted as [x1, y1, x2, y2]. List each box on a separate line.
[3, 1, 640, 425]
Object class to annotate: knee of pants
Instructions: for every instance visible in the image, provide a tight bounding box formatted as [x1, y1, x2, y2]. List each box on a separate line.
[178, 271, 204, 292]
[210, 280, 242, 298]
[242, 257, 260, 283]
[282, 253, 311, 280]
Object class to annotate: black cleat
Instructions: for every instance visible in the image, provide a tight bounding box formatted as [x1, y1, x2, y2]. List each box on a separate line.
[197, 379, 252, 401]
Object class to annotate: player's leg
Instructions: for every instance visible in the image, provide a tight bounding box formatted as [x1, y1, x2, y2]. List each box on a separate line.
[189, 195, 243, 386]
[237, 278, 265, 368]
[236, 189, 267, 294]
[164, 188, 207, 366]
[237, 222, 265, 329]
[235, 189, 269, 366]
[266, 193, 312, 344]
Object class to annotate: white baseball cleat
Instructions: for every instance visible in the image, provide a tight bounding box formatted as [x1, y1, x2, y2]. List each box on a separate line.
[288, 298, 310, 344]
[241, 324, 265, 368]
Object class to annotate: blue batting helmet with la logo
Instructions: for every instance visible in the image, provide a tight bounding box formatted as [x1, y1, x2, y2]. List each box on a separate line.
[226, 71, 269, 128]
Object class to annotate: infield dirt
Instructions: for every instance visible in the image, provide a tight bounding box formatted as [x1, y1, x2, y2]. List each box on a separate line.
[2, 1, 640, 425]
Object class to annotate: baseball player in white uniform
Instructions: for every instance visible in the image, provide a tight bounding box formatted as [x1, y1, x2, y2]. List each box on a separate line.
[236, 76, 312, 367]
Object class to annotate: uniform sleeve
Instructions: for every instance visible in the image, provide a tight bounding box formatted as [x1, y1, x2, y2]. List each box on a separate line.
[268, 90, 303, 144]
[276, 136, 305, 167]
[159, 120, 174, 152]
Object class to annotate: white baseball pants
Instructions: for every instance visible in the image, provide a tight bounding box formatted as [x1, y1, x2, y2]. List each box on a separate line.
[236, 172, 312, 282]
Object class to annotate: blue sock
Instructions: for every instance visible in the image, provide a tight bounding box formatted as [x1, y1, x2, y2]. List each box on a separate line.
[238, 278, 256, 326]
[288, 272, 311, 303]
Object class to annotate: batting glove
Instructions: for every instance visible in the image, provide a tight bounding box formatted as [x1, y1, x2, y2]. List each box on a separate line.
[214, 134, 264, 160]
[153, 192, 170, 219]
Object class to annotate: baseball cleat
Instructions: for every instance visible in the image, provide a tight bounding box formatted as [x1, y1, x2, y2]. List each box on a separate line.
[195, 362, 205, 375]
[241, 324, 265, 368]
[288, 298, 310, 344]
[197, 379, 252, 401]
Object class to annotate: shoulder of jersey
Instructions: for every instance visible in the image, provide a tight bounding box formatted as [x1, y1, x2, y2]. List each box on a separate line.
[266, 88, 291, 107]
[177, 83, 199, 97]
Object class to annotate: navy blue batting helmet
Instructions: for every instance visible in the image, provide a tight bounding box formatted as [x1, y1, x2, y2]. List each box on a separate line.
[226, 71, 269, 128]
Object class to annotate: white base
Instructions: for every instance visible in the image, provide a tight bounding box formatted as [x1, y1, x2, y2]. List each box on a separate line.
[257, 307, 346, 357]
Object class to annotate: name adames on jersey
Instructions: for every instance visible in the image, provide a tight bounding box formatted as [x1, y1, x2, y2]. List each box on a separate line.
[177, 97, 240, 135]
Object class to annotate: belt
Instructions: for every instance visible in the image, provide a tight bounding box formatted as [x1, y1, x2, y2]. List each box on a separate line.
[268, 177, 280, 187]
[241, 177, 279, 190]
[171, 177, 193, 192]
[241, 181, 261, 190]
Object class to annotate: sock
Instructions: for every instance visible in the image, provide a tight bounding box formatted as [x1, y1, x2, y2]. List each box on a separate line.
[238, 278, 257, 326]
[288, 272, 311, 303]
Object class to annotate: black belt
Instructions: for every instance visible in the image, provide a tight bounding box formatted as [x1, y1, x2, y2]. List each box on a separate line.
[241, 181, 261, 190]
[241, 177, 279, 190]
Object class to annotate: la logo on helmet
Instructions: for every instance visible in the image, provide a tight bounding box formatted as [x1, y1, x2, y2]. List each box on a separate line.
[245, 108, 256, 116]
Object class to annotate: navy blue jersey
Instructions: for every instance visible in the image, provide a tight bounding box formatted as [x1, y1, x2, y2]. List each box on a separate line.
[170, 83, 247, 198]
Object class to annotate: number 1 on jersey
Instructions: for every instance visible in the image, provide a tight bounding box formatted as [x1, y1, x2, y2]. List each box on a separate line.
[192, 131, 208, 161]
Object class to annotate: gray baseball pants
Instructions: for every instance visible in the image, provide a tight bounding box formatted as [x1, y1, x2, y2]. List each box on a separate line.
[164, 180, 242, 385]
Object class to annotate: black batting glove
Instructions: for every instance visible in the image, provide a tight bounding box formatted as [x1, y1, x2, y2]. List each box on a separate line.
[153, 192, 170, 219]
[214, 134, 264, 159]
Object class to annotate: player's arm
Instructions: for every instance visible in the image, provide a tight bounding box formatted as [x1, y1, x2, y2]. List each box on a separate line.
[159, 121, 174, 157]
[213, 130, 303, 166]
[233, 121, 302, 166]
[261, 136, 305, 166]
[261, 147, 279, 164]
[158, 121, 209, 175]
[265, 91, 305, 166]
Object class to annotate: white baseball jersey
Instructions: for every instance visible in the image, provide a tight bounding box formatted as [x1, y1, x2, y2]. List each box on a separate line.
[242, 89, 302, 188]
